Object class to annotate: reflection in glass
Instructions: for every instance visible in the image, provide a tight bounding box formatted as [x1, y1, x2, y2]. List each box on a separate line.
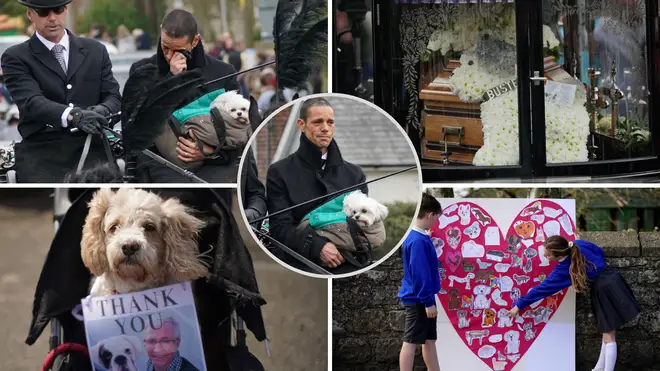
[335, 1, 374, 102]
[411, 3, 522, 166]
[544, 0, 651, 162]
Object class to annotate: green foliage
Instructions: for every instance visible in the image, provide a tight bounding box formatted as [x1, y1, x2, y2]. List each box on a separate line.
[375, 201, 418, 260]
[76, 0, 150, 37]
[0, 2, 29, 31]
[614, 116, 650, 153]
[0, 2, 27, 18]
[253, 25, 261, 43]
[429, 187, 660, 233]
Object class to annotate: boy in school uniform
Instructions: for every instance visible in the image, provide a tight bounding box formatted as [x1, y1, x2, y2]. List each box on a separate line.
[397, 192, 443, 371]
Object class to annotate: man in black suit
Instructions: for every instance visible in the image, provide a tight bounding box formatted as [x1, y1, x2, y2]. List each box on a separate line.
[1, 0, 121, 183]
[266, 98, 368, 274]
[129, 8, 243, 183]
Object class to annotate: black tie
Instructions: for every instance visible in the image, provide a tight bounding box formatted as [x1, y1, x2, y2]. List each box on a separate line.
[321, 159, 327, 169]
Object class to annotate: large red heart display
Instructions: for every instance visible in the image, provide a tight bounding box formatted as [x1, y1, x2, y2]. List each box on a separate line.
[430, 200, 575, 371]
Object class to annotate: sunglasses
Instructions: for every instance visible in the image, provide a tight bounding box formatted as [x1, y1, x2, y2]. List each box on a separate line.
[33, 6, 65, 17]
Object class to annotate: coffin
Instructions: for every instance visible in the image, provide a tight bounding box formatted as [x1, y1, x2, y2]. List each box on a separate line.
[419, 57, 573, 166]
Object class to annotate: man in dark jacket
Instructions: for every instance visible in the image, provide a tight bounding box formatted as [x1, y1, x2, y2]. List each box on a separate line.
[266, 97, 368, 274]
[128, 8, 243, 183]
[1, 0, 121, 183]
[241, 149, 267, 223]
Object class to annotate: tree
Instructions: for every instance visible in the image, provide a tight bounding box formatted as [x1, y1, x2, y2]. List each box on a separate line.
[0, 2, 27, 18]
[426, 187, 454, 198]
[0, 2, 29, 31]
[76, 0, 152, 37]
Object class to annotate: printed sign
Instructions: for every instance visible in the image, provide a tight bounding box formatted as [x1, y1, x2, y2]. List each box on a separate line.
[545, 81, 577, 107]
[81, 282, 207, 371]
[482, 79, 517, 102]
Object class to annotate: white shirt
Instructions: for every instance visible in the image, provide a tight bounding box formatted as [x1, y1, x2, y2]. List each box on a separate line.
[35, 31, 73, 128]
[411, 226, 428, 235]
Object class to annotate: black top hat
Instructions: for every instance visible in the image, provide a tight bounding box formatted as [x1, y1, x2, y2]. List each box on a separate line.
[18, 0, 73, 8]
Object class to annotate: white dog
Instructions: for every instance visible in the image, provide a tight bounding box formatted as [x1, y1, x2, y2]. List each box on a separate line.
[210, 90, 253, 148]
[504, 330, 520, 355]
[81, 189, 211, 296]
[342, 190, 389, 248]
[343, 190, 389, 227]
[90, 335, 143, 371]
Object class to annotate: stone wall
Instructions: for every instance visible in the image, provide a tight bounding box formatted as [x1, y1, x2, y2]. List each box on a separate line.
[332, 232, 660, 371]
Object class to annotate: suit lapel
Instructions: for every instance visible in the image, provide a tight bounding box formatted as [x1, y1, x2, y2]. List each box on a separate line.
[66, 32, 87, 80]
[29, 34, 66, 82]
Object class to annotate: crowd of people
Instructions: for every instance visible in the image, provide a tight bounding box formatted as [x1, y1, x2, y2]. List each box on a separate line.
[0, 1, 325, 184]
[0, 18, 324, 145]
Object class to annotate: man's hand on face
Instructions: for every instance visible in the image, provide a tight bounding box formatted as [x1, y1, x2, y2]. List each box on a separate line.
[169, 52, 188, 75]
[176, 135, 209, 163]
[319, 242, 344, 268]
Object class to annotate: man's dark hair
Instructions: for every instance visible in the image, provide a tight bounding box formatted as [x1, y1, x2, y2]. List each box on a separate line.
[161, 9, 199, 43]
[417, 192, 442, 218]
[299, 97, 333, 121]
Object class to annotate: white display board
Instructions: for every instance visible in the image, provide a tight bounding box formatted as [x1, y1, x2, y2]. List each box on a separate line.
[432, 198, 576, 371]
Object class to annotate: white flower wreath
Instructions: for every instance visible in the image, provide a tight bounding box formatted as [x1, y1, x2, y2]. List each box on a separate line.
[443, 17, 590, 166]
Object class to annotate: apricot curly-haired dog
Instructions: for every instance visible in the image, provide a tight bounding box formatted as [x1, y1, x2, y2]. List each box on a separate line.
[81, 188, 210, 296]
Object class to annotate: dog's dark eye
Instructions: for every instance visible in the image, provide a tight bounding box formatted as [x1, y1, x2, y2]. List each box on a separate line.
[125, 348, 131, 354]
[231, 108, 236, 112]
[362, 209, 367, 213]
[109, 224, 119, 234]
[144, 223, 156, 231]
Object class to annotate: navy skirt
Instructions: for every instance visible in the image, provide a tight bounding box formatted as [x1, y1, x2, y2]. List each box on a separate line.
[590, 266, 642, 333]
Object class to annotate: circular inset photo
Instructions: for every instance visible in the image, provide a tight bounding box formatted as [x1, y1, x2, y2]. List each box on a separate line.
[237, 93, 423, 278]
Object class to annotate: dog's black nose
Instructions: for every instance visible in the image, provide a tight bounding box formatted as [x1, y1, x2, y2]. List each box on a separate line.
[237, 111, 242, 116]
[114, 355, 127, 365]
[122, 243, 140, 256]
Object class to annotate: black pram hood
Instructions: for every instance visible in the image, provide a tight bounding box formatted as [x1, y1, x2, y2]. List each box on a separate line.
[26, 188, 267, 347]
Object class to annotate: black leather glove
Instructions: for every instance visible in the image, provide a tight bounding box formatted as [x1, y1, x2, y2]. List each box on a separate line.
[66, 107, 107, 134]
[87, 104, 111, 117]
[244, 208, 262, 223]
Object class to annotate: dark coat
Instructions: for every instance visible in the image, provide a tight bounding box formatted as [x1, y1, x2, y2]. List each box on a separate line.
[0, 30, 121, 183]
[180, 357, 201, 371]
[266, 133, 368, 273]
[241, 149, 267, 223]
[129, 38, 243, 183]
[26, 188, 267, 371]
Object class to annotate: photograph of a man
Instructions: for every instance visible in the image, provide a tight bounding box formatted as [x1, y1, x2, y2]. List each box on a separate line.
[143, 316, 200, 371]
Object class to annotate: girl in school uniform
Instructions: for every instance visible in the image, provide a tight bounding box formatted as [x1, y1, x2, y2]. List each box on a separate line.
[507, 235, 641, 371]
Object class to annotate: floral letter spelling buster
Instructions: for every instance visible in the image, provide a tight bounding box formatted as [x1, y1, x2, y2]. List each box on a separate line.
[431, 200, 576, 371]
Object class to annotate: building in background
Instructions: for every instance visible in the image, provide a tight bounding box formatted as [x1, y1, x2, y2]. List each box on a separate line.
[253, 97, 420, 204]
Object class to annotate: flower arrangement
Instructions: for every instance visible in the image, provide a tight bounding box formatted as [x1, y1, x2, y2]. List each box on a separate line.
[421, 3, 587, 165]
[425, 4, 516, 57]
[440, 11, 589, 165]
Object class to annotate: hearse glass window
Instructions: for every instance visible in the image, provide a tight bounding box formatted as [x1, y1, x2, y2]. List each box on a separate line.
[398, 0, 523, 167]
[395, 0, 652, 169]
[542, 0, 651, 164]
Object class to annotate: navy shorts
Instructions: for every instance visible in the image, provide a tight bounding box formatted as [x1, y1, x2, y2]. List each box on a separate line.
[402, 303, 437, 344]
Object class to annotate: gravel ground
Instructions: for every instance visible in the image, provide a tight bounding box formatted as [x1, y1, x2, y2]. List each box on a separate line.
[0, 189, 328, 371]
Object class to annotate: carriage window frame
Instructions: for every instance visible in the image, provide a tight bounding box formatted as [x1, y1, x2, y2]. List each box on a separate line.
[360, 0, 660, 182]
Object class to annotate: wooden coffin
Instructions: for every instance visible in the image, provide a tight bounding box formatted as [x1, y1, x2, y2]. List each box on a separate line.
[419, 57, 572, 166]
